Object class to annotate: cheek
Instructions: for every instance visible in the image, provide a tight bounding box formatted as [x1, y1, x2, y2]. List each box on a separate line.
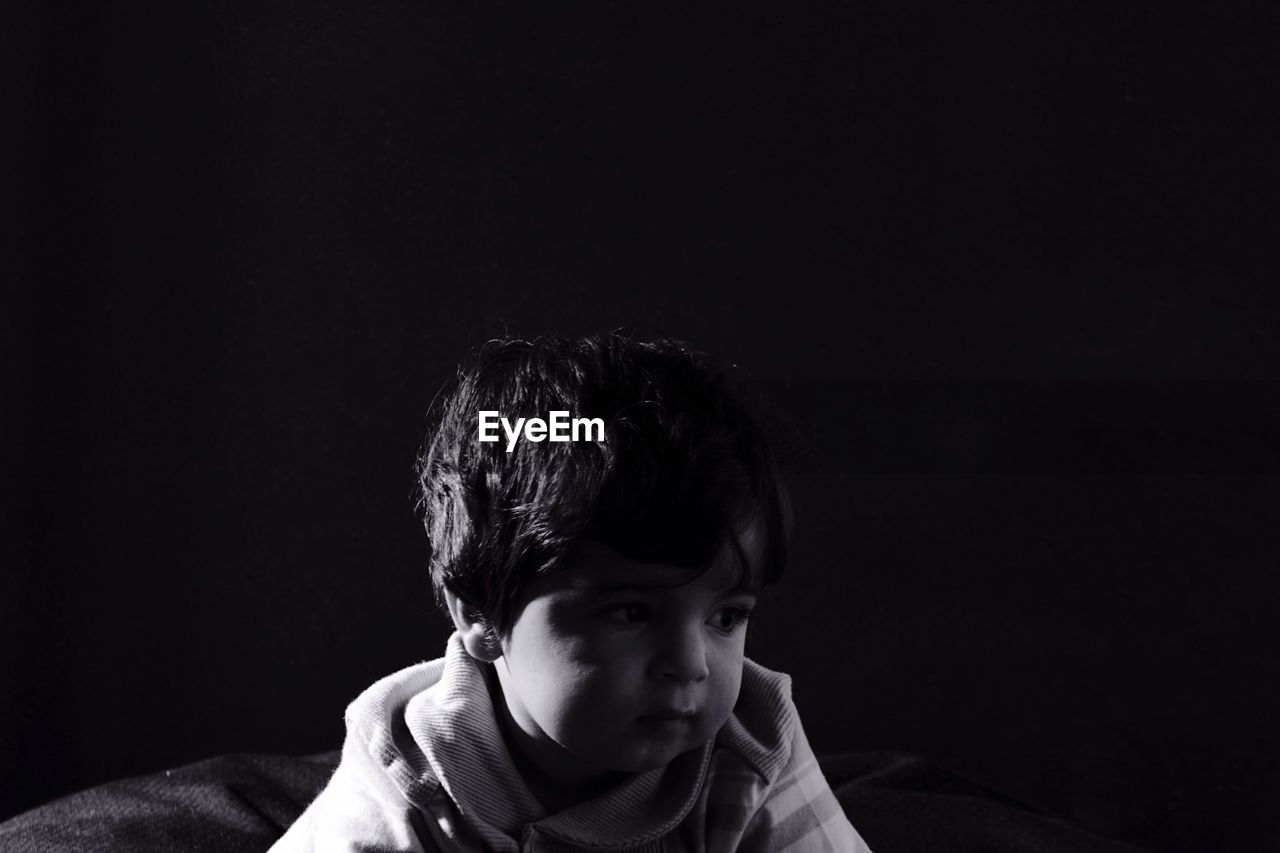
[706, 641, 747, 720]
[506, 629, 631, 727]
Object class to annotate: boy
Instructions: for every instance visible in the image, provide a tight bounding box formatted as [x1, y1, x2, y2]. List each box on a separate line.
[272, 334, 871, 852]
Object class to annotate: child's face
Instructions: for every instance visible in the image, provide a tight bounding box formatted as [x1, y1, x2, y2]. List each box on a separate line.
[491, 528, 762, 787]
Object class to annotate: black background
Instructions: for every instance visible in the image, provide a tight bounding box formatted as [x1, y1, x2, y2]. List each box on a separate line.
[7, 4, 1280, 851]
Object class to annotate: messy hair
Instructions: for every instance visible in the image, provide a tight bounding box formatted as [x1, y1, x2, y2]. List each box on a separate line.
[414, 333, 791, 634]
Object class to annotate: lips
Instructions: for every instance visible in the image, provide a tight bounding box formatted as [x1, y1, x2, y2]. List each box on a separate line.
[640, 709, 697, 721]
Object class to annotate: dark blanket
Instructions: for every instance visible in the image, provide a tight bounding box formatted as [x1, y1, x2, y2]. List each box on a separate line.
[0, 751, 1147, 852]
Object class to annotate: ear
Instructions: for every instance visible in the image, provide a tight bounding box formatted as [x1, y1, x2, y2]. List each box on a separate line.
[442, 588, 503, 662]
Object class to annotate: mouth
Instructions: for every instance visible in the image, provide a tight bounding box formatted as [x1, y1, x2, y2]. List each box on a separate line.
[638, 709, 698, 723]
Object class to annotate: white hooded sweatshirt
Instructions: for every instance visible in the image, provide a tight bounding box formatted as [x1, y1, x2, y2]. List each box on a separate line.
[271, 633, 870, 852]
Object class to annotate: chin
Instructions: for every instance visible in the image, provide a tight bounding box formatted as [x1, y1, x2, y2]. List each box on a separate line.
[608, 739, 706, 774]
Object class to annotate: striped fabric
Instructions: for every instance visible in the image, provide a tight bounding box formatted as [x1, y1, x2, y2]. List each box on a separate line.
[270, 634, 871, 853]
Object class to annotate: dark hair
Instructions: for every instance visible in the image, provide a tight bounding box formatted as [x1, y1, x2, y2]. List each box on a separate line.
[414, 334, 791, 634]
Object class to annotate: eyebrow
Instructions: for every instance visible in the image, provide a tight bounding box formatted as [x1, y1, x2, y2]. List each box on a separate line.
[585, 577, 759, 599]
[587, 579, 688, 595]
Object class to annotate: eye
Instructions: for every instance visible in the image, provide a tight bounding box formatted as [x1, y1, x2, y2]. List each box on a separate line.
[710, 606, 752, 632]
[604, 603, 652, 624]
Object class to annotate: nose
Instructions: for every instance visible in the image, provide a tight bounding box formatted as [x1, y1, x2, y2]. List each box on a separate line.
[651, 624, 710, 684]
